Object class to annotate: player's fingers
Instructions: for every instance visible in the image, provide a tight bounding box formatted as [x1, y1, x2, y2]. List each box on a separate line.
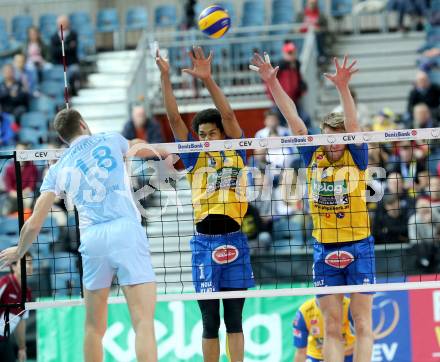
[207, 51, 213, 62]
[342, 54, 348, 68]
[273, 65, 280, 76]
[348, 59, 357, 70]
[334, 57, 340, 70]
[187, 50, 196, 63]
[253, 52, 264, 66]
[182, 68, 197, 76]
[194, 46, 204, 59]
[249, 64, 260, 72]
[323, 73, 334, 81]
[263, 52, 271, 64]
[250, 55, 261, 67]
[350, 68, 359, 75]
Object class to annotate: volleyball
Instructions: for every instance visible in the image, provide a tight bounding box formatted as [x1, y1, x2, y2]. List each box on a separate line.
[198, 5, 231, 39]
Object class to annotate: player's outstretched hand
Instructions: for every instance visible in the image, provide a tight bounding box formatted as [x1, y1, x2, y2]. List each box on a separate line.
[324, 55, 358, 89]
[182, 46, 213, 81]
[0, 246, 20, 270]
[156, 48, 170, 76]
[249, 52, 279, 83]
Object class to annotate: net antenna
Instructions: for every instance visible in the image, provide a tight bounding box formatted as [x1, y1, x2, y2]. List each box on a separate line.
[60, 24, 70, 110]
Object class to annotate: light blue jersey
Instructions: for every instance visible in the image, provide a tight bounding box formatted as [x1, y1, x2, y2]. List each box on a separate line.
[40, 132, 140, 229]
[40, 132, 155, 290]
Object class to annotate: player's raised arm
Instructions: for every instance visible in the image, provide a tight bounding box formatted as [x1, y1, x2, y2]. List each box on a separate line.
[156, 49, 189, 141]
[250, 52, 308, 136]
[183, 46, 242, 139]
[0, 192, 56, 268]
[324, 55, 360, 133]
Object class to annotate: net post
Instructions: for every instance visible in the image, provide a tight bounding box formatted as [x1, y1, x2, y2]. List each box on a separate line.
[13, 152, 27, 309]
[74, 208, 84, 298]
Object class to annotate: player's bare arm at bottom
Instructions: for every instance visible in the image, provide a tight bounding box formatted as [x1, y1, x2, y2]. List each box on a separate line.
[156, 49, 189, 141]
[250, 52, 308, 136]
[183, 45, 242, 138]
[293, 348, 307, 362]
[0, 192, 56, 268]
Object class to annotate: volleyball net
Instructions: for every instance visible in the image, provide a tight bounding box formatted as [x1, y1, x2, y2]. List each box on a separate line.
[1, 127, 440, 310]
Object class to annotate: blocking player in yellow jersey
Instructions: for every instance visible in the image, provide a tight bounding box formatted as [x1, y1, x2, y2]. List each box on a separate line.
[293, 297, 355, 362]
[251, 53, 375, 362]
[156, 46, 254, 362]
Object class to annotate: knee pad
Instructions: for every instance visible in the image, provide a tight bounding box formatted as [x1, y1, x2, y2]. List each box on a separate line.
[223, 298, 245, 334]
[198, 300, 220, 339]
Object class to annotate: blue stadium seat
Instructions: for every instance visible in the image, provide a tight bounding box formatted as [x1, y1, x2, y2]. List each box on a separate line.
[42, 65, 65, 82]
[331, 0, 353, 17]
[0, 217, 19, 236]
[39, 13, 57, 42]
[242, 0, 265, 26]
[39, 216, 60, 243]
[77, 26, 96, 60]
[125, 7, 148, 32]
[30, 96, 56, 118]
[0, 32, 10, 52]
[272, 0, 295, 25]
[0, 238, 16, 251]
[51, 273, 81, 296]
[20, 111, 48, 130]
[69, 11, 92, 32]
[19, 127, 45, 145]
[12, 15, 33, 42]
[96, 8, 120, 33]
[431, 0, 440, 11]
[232, 42, 262, 66]
[0, 16, 7, 33]
[40, 80, 65, 101]
[50, 252, 79, 274]
[155, 5, 177, 28]
[30, 241, 51, 259]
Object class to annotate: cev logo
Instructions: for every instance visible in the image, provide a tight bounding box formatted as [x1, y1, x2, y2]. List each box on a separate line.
[372, 293, 400, 340]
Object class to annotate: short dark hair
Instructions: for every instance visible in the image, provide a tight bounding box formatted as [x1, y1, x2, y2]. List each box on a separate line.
[191, 108, 224, 134]
[54, 109, 83, 142]
[264, 110, 279, 119]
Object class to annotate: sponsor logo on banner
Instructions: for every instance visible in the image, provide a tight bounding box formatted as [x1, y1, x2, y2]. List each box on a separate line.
[384, 131, 412, 139]
[224, 140, 232, 149]
[177, 142, 203, 151]
[324, 250, 354, 268]
[307, 136, 314, 142]
[281, 136, 308, 144]
[212, 245, 239, 264]
[327, 136, 336, 144]
[258, 139, 268, 147]
[204, 142, 210, 148]
[342, 135, 356, 141]
[372, 289, 411, 362]
[239, 140, 253, 147]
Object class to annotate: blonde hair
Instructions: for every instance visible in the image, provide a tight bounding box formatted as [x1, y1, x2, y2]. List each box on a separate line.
[321, 112, 346, 131]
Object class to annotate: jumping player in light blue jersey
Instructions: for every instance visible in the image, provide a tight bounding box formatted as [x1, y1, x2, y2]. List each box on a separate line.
[0, 109, 163, 362]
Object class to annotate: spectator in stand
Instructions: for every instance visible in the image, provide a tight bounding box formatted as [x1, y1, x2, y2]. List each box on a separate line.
[255, 110, 295, 168]
[122, 104, 163, 143]
[384, 171, 415, 215]
[266, 42, 309, 127]
[373, 193, 409, 244]
[297, 0, 328, 63]
[387, 140, 428, 193]
[0, 252, 32, 362]
[0, 64, 29, 123]
[388, 0, 428, 32]
[371, 108, 397, 131]
[412, 103, 438, 128]
[332, 87, 371, 129]
[408, 195, 440, 270]
[50, 15, 80, 95]
[407, 70, 440, 118]
[417, 46, 440, 73]
[2, 143, 38, 215]
[13, 54, 38, 96]
[23, 26, 50, 82]
[0, 107, 17, 147]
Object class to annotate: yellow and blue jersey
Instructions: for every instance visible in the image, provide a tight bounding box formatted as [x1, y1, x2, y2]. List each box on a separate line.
[299, 144, 371, 243]
[293, 297, 355, 360]
[178, 133, 248, 225]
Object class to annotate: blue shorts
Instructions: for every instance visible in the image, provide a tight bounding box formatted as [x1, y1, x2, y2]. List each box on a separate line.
[79, 217, 155, 290]
[190, 231, 255, 292]
[313, 236, 376, 296]
[306, 355, 353, 362]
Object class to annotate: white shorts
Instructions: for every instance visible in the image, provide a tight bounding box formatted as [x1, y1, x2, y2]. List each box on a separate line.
[79, 217, 155, 290]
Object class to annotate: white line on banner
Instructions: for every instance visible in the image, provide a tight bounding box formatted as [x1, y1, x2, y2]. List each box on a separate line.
[26, 280, 440, 310]
[15, 128, 440, 162]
